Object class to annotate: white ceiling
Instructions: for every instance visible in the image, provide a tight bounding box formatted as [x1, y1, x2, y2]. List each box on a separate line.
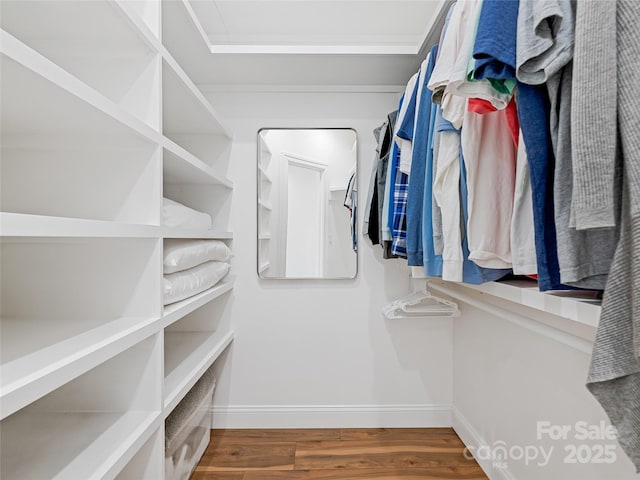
[167, 0, 451, 88]
[189, 0, 445, 54]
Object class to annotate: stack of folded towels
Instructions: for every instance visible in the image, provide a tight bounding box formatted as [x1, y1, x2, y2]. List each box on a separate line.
[162, 198, 231, 305]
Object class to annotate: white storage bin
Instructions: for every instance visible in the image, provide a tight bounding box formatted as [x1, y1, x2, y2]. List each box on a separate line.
[165, 369, 216, 480]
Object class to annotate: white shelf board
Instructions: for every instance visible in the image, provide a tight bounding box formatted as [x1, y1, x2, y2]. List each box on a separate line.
[0, 213, 162, 238]
[1, 0, 152, 59]
[162, 58, 231, 138]
[258, 165, 273, 183]
[113, 0, 232, 139]
[427, 278, 602, 329]
[1, 29, 229, 193]
[162, 227, 233, 240]
[162, 280, 234, 328]
[0, 409, 160, 480]
[0, 29, 158, 147]
[163, 144, 233, 187]
[258, 233, 271, 240]
[163, 329, 234, 415]
[258, 199, 273, 211]
[258, 261, 270, 274]
[0, 315, 161, 420]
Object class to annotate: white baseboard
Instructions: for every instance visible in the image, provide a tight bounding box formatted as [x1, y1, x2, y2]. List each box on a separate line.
[452, 406, 516, 480]
[211, 404, 451, 429]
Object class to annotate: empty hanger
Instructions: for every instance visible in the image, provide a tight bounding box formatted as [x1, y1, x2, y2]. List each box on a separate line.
[383, 284, 459, 319]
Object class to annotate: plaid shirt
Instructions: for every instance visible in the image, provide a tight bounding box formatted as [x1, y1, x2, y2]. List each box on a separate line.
[391, 167, 409, 258]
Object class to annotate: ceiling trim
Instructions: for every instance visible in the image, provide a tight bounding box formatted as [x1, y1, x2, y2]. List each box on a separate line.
[198, 84, 406, 93]
[416, 0, 455, 59]
[182, 0, 214, 48]
[208, 44, 418, 55]
[184, 0, 451, 57]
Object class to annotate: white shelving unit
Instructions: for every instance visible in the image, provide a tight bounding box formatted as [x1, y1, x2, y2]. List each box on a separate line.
[257, 136, 274, 275]
[0, 1, 234, 478]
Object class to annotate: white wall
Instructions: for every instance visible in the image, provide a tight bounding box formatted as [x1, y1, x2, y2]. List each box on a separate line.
[205, 90, 454, 427]
[448, 295, 638, 480]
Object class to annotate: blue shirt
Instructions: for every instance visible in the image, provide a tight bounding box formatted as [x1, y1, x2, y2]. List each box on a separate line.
[392, 75, 421, 257]
[517, 83, 565, 291]
[472, 0, 565, 290]
[421, 99, 442, 277]
[386, 95, 404, 239]
[397, 75, 421, 143]
[406, 45, 439, 267]
[472, 0, 519, 84]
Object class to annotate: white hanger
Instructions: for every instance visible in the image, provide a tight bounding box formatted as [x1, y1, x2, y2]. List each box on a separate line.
[383, 283, 459, 319]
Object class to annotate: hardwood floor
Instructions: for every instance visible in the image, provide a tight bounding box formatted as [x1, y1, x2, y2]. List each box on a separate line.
[192, 428, 488, 480]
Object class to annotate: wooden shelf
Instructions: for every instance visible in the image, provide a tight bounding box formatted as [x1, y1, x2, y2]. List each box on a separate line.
[0, 410, 160, 480]
[162, 280, 234, 328]
[0, 213, 162, 239]
[0, 315, 160, 420]
[163, 329, 234, 415]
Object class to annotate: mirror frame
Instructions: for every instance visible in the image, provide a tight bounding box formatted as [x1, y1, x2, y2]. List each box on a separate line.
[256, 127, 358, 280]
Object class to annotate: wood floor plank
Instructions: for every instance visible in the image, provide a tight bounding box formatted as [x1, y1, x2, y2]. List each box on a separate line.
[213, 429, 341, 443]
[339, 428, 463, 443]
[197, 441, 296, 471]
[294, 439, 476, 470]
[195, 428, 487, 480]
[190, 472, 245, 480]
[244, 466, 488, 479]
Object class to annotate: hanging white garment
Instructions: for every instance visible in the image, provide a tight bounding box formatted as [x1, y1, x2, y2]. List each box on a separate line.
[511, 130, 538, 275]
[461, 106, 516, 269]
[433, 131, 463, 281]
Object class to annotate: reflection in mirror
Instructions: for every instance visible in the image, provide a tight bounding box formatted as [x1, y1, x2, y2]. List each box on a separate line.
[257, 128, 357, 279]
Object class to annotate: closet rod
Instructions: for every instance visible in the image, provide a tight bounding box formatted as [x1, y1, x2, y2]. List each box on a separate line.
[428, 282, 594, 354]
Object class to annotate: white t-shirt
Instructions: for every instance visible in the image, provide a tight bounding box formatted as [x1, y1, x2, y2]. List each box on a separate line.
[433, 131, 463, 281]
[511, 130, 538, 275]
[445, 0, 511, 123]
[461, 106, 516, 269]
[428, 1, 466, 128]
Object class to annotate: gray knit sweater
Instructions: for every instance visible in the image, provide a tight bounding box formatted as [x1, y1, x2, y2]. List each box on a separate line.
[583, 0, 640, 472]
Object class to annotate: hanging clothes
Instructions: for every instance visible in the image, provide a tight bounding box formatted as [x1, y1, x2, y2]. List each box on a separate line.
[420, 93, 443, 277]
[363, 122, 386, 245]
[472, 0, 537, 276]
[380, 111, 399, 258]
[585, 0, 640, 472]
[391, 73, 422, 257]
[406, 47, 439, 267]
[344, 172, 357, 252]
[514, 0, 568, 291]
